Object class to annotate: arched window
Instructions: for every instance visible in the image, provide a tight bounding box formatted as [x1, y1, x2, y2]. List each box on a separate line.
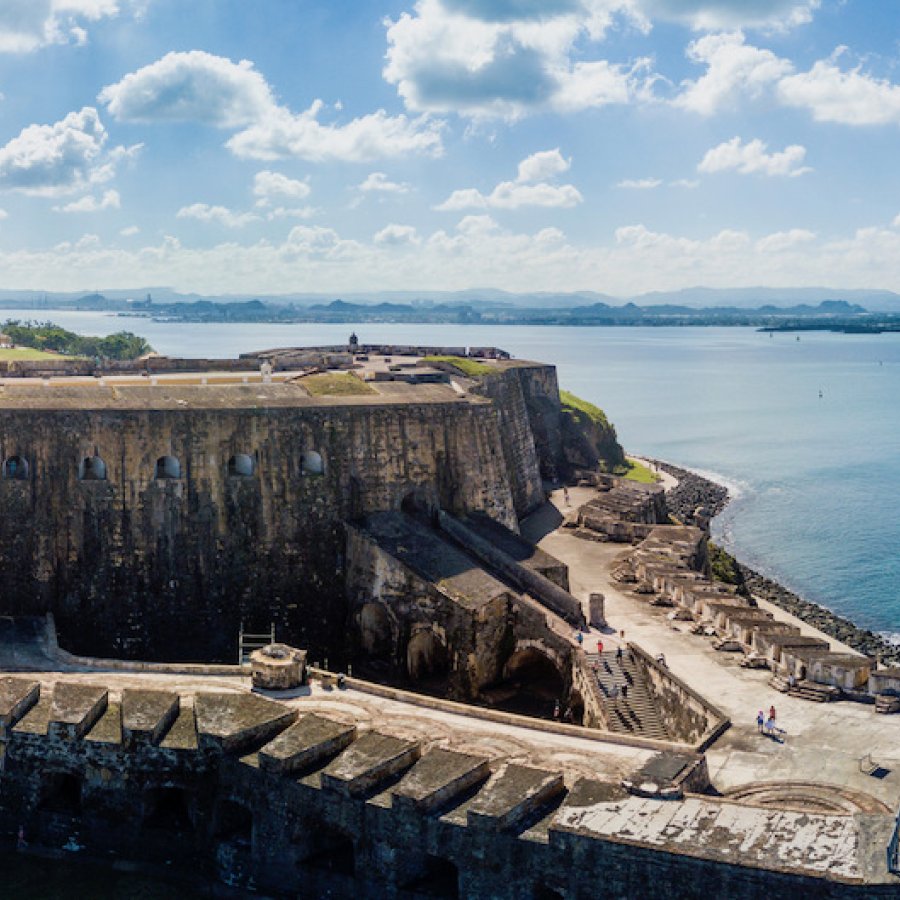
[3, 455, 29, 480]
[155, 455, 181, 480]
[79, 455, 107, 481]
[227, 454, 255, 478]
[300, 450, 324, 476]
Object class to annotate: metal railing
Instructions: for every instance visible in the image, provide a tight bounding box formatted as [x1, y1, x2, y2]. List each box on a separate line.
[238, 622, 275, 664]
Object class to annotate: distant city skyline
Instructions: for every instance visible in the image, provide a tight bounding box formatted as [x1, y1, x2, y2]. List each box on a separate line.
[1, 0, 899, 294]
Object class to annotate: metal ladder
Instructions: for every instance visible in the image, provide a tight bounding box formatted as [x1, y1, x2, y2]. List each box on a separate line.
[238, 622, 275, 664]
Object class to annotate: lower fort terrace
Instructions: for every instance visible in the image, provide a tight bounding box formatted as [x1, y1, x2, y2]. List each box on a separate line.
[0, 343, 898, 898]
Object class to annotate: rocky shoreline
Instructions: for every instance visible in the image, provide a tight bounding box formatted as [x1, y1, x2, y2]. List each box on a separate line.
[650, 457, 900, 667]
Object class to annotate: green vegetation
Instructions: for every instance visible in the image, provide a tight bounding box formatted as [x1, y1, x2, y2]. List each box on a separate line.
[301, 372, 376, 396]
[709, 541, 745, 589]
[422, 355, 494, 377]
[559, 389, 612, 429]
[616, 458, 659, 484]
[2, 321, 152, 361]
[0, 347, 74, 361]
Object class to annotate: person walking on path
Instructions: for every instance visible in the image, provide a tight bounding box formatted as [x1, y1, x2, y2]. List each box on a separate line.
[769, 704, 777, 724]
[563, 486, 570, 506]
[756, 710, 765, 733]
[616, 645, 623, 662]
[597, 639, 604, 654]
[575, 631, 583, 646]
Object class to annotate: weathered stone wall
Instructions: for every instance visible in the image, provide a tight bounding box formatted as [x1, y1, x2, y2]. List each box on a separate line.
[0, 400, 516, 663]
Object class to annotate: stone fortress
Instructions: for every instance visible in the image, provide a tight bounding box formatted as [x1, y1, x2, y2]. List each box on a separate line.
[0, 343, 898, 898]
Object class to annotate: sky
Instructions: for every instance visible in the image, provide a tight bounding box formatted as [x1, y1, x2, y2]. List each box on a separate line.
[1, 0, 900, 297]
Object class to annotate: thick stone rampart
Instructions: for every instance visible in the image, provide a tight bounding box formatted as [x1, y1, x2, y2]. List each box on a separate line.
[0, 398, 515, 663]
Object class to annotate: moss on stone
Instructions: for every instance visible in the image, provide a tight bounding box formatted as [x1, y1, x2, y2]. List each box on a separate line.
[422, 355, 494, 377]
[302, 372, 376, 396]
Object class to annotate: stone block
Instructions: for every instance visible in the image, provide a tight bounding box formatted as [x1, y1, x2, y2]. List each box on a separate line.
[121, 689, 180, 747]
[194, 692, 297, 754]
[0, 677, 39, 739]
[467, 764, 565, 832]
[392, 748, 490, 813]
[250, 644, 307, 691]
[321, 731, 420, 797]
[258, 714, 356, 774]
[48, 683, 108, 741]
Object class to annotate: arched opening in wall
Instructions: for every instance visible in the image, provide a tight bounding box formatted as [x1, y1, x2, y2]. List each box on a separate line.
[300, 450, 324, 477]
[79, 455, 107, 481]
[227, 453, 255, 478]
[490, 647, 565, 720]
[358, 602, 392, 658]
[3, 455, 29, 480]
[142, 787, 194, 832]
[567, 689, 585, 726]
[298, 822, 356, 876]
[402, 854, 459, 898]
[154, 455, 181, 480]
[212, 799, 253, 849]
[406, 629, 449, 693]
[38, 772, 83, 815]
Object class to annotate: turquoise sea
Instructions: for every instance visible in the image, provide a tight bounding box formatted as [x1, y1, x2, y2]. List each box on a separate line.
[5, 312, 899, 640]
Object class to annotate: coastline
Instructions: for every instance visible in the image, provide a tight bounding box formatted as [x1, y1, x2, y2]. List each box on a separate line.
[649, 458, 900, 667]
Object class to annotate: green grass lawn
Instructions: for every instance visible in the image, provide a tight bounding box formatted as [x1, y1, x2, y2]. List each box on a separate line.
[421, 355, 494, 377]
[559, 389, 612, 427]
[619, 457, 660, 484]
[301, 372, 376, 396]
[0, 347, 75, 360]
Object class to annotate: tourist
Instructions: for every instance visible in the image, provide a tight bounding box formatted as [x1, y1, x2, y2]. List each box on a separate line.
[610, 684, 618, 700]
[563, 486, 570, 505]
[621, 684, 628, 699]
[616, 645, 623, 662]
[553, 701, 561, 720]
[657, 653, 667, 668]
[597, 639, 604, 654]
[756, 710, 764, 733]
[769, 704, 777, 723]
[765, 716, 775, 736]
[575, 631, 583, 646]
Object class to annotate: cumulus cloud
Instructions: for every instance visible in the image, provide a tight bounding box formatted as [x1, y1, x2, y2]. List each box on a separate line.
[436, 147, 582, 210]
[778, 56, 900, 126]
[120, 224, 139, 236]
[176, 203, 260, 228]
[0, 0, 144, 54]
[253, 170, 310, 203]
[0, 208, 8, 220]
[265, 206, 317, 220]
[698, 137, 811, 177]
[0, 107, 135, 196]
[634, 0, 820, 31]
[100, 51, 443, 161]
[671, 178, 700, 188]
[383, 0, 645, 118]
[616, 177, 662, 189]
[55, 188, 120, 212]
[755, 228, 816, 253]
[374, 223, 421, 245]
[674, 32, 792, 116]
[359, 172, 411, 194]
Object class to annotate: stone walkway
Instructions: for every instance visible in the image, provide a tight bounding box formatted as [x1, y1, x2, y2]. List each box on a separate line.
[524, 487, 900, 808]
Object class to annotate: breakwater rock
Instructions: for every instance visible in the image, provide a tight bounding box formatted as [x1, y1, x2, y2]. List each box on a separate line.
[650, 460, 729, 524]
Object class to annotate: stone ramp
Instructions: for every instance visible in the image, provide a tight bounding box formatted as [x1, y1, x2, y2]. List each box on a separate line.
[585, 651, 671, 741]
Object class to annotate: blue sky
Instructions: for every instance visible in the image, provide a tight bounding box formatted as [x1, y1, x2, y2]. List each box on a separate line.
[1, 0, 900, 296]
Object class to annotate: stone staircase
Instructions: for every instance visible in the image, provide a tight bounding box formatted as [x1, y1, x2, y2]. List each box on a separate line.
[584, 651, 670, 741]
[769, 674, 840, 703]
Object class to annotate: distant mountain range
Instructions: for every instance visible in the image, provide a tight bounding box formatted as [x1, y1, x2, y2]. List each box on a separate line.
[1, 285, 900, 312]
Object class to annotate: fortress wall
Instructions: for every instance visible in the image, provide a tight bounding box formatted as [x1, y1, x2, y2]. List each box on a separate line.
[0, 400, 515, 662]
[472, 369, 546, 517]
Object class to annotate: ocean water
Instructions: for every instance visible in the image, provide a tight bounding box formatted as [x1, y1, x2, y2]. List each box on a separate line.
[4, 311, 899, 639]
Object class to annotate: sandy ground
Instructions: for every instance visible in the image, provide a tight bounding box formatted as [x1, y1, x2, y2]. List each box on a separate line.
[524, 487, 900, 807]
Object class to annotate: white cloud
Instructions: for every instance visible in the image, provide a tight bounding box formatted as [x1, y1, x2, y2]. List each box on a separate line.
[755, 228, 816, 253]
[436, 147, 582, 210]
[616, 177, 662, 189]
[0, 107, 133, 196]
[101, 51, 443, 161]
[374, 223, 421, 246]
[265, 206, 317, 220]
[383, 0, 645, 118]
[634, 0, 820, 31]
[778, 56, 900, 126]
[516, 148, 569, 182]
[698, 137, 811, 177]
[0, 208, 8, 220]
[359, 172, 411, 194]
[100, 50, 274, 128]
[120, 224, 139, 236]
[253, 170, 311, 202]
[671, 178, 700, 188]
[674, 32, 792, 116]
[55, 188, 120, 212]
[176, 203, 260, 228]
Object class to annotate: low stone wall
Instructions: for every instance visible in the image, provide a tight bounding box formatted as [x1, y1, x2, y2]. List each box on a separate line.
[437, 511, 585, 627]
[628, 643, 730, 750]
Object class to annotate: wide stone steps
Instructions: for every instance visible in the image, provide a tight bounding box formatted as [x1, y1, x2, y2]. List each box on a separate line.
[584, 652, 671, 741]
